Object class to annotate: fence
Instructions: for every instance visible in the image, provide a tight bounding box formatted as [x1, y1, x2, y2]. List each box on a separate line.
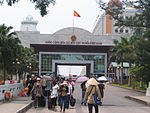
[0, 83, 24, 100]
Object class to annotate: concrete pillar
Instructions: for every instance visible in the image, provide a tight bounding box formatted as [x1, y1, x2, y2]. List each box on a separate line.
[146, 82, 150, 96]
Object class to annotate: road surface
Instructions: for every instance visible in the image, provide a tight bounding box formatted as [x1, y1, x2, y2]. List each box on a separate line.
[26, 83, 150, 113]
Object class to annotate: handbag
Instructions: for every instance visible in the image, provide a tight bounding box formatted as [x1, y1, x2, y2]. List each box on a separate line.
[70, 96, 76, 106]
[92, 87, 101, 105]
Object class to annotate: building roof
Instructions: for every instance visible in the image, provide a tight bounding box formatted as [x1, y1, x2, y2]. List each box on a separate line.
[53, 27, 92, 35]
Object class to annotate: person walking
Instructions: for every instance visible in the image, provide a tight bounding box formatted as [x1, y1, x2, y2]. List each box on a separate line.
[45, 79, 52, 98]
[80, 80, 87, 105]
[50, 80, 59, 111]
[66, 78, 74, 109]
[98, 81, 105, 105]
[31, 78, 44, 108]
[58, 77, 65, 106]
[84, 78, 101, 113]
[59, 81, 69, 113]
[29, 74, 37, 100]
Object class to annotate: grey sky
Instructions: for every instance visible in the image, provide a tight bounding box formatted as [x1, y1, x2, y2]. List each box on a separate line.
[0, 0, 109, 34]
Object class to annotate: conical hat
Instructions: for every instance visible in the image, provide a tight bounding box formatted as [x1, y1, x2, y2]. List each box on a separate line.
[61, 81, 68, 85]
[87, 78, 99, 85]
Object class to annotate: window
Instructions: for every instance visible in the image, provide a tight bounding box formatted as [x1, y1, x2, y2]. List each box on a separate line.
[125, 29, 129, 33]
[115, 29, 118, 33]
[120, 29, 123, 33]
[125, 16, 128, 19]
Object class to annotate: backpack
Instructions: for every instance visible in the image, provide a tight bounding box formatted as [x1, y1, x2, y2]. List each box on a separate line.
[70, 96, 76, 106]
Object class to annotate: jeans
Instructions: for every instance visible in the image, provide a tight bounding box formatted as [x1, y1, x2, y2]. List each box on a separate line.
[58, 96, 61, 106]
[60, 96, 67, 112]
[88, 103, 99, 113]
[31, 91, 35, 100]
[81, 90, 86, 105]
[66, 95, 70, 108]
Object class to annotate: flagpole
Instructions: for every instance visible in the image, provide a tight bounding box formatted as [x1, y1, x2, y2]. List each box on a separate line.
[73, 10, 74, 35]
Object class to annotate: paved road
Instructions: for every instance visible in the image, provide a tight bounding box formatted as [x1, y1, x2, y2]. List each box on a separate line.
[26, 83, 150, 113]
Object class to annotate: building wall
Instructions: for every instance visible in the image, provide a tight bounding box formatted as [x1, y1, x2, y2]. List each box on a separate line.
[106, 15, 112, 34]
[93, 7, 137, 36]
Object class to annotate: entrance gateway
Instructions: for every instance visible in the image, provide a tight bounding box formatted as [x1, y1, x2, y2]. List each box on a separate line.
[38, 52, 107, 76]
[17, 27, 117, 77]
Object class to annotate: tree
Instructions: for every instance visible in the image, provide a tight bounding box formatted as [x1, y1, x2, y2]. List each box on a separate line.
[98, 0, 150, 33]
[14, 47, 37, 81]
[0, 0, 56, 17]
[132, 31, 150, 86]
[0, 24, 37, 82]
[98, 0, 150, 86]
[109, 38, 126, 84]
[109, 35, 140, 85]
[0, 24, 21, 80]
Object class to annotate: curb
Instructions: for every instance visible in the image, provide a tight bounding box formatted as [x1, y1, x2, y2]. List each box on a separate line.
[16, 101, 34, 113]
[125, 96, 150, 106]
[110, 84, 146, 93]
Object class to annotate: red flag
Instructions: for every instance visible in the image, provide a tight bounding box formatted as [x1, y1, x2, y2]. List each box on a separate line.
[74, 10, 81, 17]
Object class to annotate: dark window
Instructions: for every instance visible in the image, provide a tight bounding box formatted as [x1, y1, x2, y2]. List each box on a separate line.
[120, 16, 123, 19]
[115, 29, 118, 33]
[125, 29, 129, 33]
[125, 16, 128, 19]
[120, 29, 123, 33]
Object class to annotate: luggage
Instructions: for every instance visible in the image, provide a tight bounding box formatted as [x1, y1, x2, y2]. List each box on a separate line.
[70, 96, 76, 107]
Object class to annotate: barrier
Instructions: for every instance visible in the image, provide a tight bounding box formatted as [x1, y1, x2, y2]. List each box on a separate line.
[0, 83, 24, 100]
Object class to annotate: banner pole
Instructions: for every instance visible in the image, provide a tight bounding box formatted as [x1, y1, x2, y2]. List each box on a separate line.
[73, 10, 74, 35]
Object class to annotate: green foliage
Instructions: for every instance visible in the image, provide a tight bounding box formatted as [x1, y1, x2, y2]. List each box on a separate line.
[112, 83, 147, 92]
[109, 36, 139, 64]
[0, 24, 37, 81]
[99, 0, 150, 85]
[0, 0, 56, 17]
[98, 0, 150, 33]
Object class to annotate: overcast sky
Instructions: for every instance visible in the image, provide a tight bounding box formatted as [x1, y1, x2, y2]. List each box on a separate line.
[0, 0, 109, 34]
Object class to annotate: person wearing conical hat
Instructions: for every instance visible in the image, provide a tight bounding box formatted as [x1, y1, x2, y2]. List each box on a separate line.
[59, 81, 69, 113]
[84, 78, 102, 113]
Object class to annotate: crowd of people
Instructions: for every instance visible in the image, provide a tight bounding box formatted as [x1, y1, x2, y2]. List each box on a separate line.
[24, 74, 105, 113]
[25, 74, 75, 113]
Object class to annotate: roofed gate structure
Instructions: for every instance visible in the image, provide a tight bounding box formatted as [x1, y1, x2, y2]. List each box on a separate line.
[17, 17, 123, 76]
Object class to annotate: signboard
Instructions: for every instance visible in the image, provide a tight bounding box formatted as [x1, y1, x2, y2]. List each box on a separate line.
[45, 41, 102, 45]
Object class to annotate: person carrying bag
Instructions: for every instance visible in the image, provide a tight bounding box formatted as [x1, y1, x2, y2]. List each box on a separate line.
[92, 86, 102, 106]
[84, 78, 101, 113]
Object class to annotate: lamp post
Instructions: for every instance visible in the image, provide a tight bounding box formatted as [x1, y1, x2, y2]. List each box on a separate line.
[12, 58, 20, 81]
[117, 65, 123, 84]
[27, 63, 32, 74]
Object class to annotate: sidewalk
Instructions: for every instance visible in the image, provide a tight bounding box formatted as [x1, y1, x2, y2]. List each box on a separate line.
[125, 96, 150, 106]
[110, 84, 150, 106]
[0, 96, 33, 113]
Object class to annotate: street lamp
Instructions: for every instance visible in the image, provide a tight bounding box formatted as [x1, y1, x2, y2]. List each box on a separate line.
[117, 65, 123, 84]
[27, 63, 32, 74]
[12, 58, 20, 80]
